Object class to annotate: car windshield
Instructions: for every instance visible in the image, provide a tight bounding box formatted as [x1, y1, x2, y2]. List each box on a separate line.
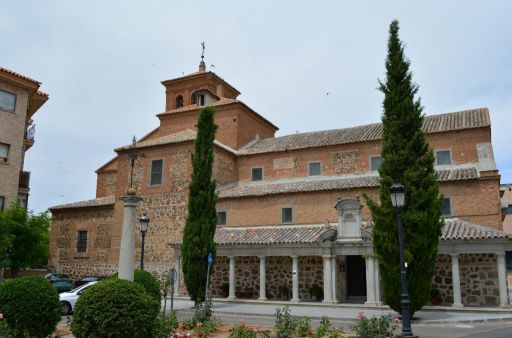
[69, 282, 95, 293]
[55, 273, 69, 278]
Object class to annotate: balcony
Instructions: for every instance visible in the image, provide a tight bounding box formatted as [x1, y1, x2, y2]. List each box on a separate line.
[19, 171, 30, 190]
[24, 124, 35, 150]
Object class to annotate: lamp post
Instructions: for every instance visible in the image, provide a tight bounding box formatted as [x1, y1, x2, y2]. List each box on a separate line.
[390, 182, 416, 338]
[139, 212, 150, 270]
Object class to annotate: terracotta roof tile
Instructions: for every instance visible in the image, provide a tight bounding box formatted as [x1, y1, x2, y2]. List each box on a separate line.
[240, 108, 490, 155]
[35, 90, 49, 97]
[0, 67, 41, 85]
[218, 167, 478, 199]
[441, 218, 508, 240]
[49, 196, 115, 211]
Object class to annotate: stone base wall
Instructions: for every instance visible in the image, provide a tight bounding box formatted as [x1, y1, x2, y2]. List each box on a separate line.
[433, 253, 500, 306]
[210, 256, 323, 300]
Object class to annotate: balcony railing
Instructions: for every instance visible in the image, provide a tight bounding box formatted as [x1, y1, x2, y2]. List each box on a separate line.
[19, 171, 30, 189]
[24, 124, 35, 141]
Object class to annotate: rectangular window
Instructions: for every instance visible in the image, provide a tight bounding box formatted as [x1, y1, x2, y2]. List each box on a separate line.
[308, 162, 322, 176]
[0, 143, 9, 163]
[441, 197, 452, 217]
[436, 150, 452, 165]
[76, 231, 88, 253]
[0, 90, 16, 111]
[506, 251, 512, 273]
[150, 159, 163, 186]
[0, 196, 5, 211]
[251, 167, 263, 181]
[17, 194, 27, 209]
[198, 94, 205, 106]
[217, 211, 227, 226]
[370, 156, 384, 171]
[281, 207, 293, 224]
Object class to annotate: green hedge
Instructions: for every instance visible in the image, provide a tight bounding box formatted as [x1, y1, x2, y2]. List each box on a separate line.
[109, 269, 161, 303]
[0, 276, 61, 337]
[71, 278, 160, 338]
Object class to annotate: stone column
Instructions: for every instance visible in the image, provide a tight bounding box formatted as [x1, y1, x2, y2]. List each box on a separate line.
[365, 256, 376, 305]
[174, 251, 181, 296]
[331, 256, 338, 303]
[323, 255, 333, 303]
[259, 256, 267, 300]
[497, 253, 509, 307]
[228, 256, 236, 300]
[118, 190, 142, 281]
[291, 255, 299, 302]
[450, 254, 463, 308]
[375, 260, 382, 305]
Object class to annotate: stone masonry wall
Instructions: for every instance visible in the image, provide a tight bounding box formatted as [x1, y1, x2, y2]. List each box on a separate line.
[433, 253, 500, 306]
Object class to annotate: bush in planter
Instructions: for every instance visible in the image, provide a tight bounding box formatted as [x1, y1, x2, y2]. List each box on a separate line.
[351, 314, 397, 338]
[109, 269, 161, 303]
[71, 278, 160, 338]
[309, 284, 323, 300]
[0, 276, 61, 338]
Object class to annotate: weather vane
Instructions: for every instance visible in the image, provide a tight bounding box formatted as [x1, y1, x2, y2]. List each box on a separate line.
[201, 41, 205, 60]
[128, 135, 141, 189]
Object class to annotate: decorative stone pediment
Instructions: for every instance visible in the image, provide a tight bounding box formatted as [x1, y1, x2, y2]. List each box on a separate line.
[335, 198, 363, 240]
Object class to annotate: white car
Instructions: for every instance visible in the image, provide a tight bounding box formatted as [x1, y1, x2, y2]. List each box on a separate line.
[59, 281, 98, 315]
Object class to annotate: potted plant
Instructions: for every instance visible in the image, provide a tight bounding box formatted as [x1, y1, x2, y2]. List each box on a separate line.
[430, 286, 442, 305]
[309, 284, 323, 301]
[221, 283, 229, 297]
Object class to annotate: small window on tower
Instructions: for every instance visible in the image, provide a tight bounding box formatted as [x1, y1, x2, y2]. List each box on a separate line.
[251, 167, 263, 181]
[175, 95, 183, 108]
[308, 162, 322, 176]
[217, 211, 227, 226]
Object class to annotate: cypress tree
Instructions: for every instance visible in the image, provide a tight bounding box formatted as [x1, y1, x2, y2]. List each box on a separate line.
[366, 20, 443, 316]
[182, 107, 218, 304]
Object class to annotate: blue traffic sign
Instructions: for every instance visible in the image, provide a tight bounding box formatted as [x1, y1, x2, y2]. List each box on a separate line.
[207, 253, 213, 267]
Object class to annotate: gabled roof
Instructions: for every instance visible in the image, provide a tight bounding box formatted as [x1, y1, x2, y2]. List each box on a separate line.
[218, 166, 479, 199]
[49, 196, 115, 211]
[0, 67, 41, 86]
[239, 108, 490, 155]
[114, 129, 238, 155]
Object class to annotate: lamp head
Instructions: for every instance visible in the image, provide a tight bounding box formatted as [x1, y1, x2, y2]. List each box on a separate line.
[139, 212, 150, 233]
[390, 182, 406, 208]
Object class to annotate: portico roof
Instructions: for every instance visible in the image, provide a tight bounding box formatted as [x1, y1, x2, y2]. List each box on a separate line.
[441, 218, 508, 240]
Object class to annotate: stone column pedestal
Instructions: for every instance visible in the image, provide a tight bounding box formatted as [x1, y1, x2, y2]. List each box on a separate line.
[228, 256, 236, 300]
[497, 253, 510, 307]
[291, 256, 300, 302]
[450, 254, 463, 308]
[323, 255, 333, 303]
[118, 190, 142, 281]
[259, 256, 267, 300]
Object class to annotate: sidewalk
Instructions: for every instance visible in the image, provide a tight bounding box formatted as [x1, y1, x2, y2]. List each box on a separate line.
[169, 297, 512, 324]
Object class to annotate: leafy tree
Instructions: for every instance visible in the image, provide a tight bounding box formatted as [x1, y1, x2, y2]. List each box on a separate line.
[365, 20, 443, 316]
[0, 203, 51, 277]
[182, 107, 218, 304]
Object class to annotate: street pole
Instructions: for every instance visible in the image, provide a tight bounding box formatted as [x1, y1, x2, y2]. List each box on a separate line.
[140, 231, 146, 270]
[396, 208, 414, 337]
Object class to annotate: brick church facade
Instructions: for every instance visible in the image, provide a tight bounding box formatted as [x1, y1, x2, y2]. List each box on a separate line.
[49, 60, 511, 307]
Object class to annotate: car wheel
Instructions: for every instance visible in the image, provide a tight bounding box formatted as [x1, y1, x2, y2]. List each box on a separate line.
[60, 301, 72, 316]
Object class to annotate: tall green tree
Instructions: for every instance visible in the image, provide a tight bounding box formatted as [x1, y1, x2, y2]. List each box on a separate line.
[182, 107, 218, 304]
[366, 20, 443, 316]
[0, 204, 51, 278]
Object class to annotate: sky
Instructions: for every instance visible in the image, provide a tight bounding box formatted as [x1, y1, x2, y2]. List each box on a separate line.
[2, 1, 511, 214]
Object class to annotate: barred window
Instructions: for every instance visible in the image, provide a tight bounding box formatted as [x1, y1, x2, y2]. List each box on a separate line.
[77, 231, 88, 253]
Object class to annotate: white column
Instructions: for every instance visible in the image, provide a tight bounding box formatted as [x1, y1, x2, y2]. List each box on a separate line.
[174, 252, 181, 296]
[118, 192, 142, 281]
[228, 256, 236, 300]
[331, 256, 338, 303]
[497, 253, 509, 307]
[323, 255, 333, 303]
[259, 256, 267, 300]
[374, 260, 382, 305]
[450, 254, 463, 308]
[365, 256, 376, 305]
[291, 256, 300, 302]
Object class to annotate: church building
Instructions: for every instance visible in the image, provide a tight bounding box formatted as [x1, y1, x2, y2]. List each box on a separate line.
[49, 59, 511, 308]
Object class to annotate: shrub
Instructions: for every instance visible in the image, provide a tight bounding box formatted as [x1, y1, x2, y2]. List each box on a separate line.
[229, 320, 271, 338]
[153, 311, 179, 338]
[351, 315, 397, 338]
[274, 306, 294, 338]
[292, 316, 311, 337]
[312, 317, 342, 338]
[0, 276, 61, 338]
[109, 269, 161, 303]
[71, 278, 160, 338]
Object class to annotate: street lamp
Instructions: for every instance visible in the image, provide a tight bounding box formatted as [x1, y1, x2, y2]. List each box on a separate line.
[390, 182, 416, 338]
[139, 212, 150, 271]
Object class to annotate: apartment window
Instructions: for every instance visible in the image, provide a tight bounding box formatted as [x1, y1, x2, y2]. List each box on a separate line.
[441, 197, 452, 217]
[370, 156, 384, 171]
[436, 150, 452, 165]
[0, 196, 5, 211]
[308, 162, 322, 176]
[217, 211, 227, 226]
[76, 231, 88, 253]
[251, 167, 263, 181]
[0, 143, 9, 163]
[281, 207, 294, 224]
[150, 159, 163, 186]
[17, 194, 27, 209]
[0, 90, 16, 111]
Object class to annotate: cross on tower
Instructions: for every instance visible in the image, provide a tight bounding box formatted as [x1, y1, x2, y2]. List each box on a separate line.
[201, 41, 205, 60]
[128, 136, 141, 189]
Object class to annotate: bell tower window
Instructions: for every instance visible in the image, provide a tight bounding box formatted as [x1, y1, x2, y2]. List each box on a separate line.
[175, 95, 183, 108]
